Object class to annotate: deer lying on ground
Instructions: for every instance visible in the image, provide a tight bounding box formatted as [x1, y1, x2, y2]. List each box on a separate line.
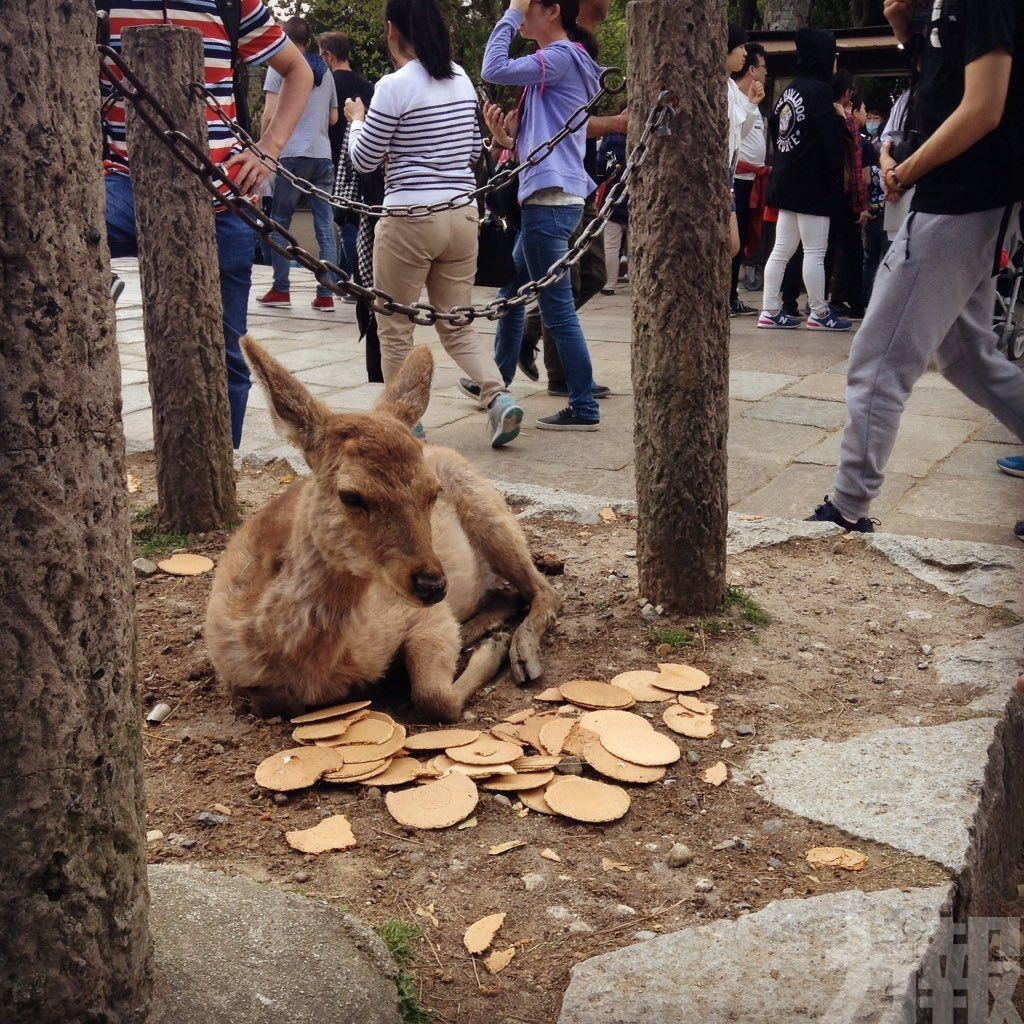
[205, 337, 561, 722]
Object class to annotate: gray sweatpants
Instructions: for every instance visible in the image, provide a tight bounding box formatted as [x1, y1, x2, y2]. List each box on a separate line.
[832, 205, 1024, 521]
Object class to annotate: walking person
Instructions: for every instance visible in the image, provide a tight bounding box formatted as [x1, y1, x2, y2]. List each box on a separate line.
[596, 131, 628, 296]
[101, 0, 313, 449]
[807, 0, 1024, 540]
[730, 41, 769, 316]
[346, 0, 524, 448]
[258, 17, 341, 312]
[482, 0, 604, 431]
[757, 28, 850, 332]
[861, 105, 889, 307]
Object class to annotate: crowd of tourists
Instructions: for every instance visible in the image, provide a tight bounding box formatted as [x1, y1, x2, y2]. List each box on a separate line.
[101, 0, 1023, 540]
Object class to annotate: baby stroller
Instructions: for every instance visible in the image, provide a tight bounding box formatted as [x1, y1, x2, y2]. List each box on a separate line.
[995, 222, 1024, 362]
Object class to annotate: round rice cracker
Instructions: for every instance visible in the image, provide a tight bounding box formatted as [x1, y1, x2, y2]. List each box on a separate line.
[335, 713, 396, 746]
[290, 700, 372, 725]
[518, 785, 557, 815]
[292, 715, 362, 743]
[511, 755, 562, 772]
[404, 728, 481, 752]
[662, 705, 717, 738]
[357, 756, 422, 787]
[446, 735, 523, 766]
[655, 663, 711, 692]
[583, 740, 667, 783]
[578, 709, 650, 738]
[322, 758, 391, 783]
[480, 770, 555, 792]
[428, 755, 516, 780]
[599, 725, 681, 767]
[385, 771, 479, 830]
[559, 679, 635, 710]
[254, 747, 343, 792]
[158, 553, 214, 576]
[610, 670, 677, 702]
[338, 724, 407, 764]
[538, 718, 575, 756]
[676, 695, 718, 715]
[544, 776, 631, 823]
[285, 814, 357, 854]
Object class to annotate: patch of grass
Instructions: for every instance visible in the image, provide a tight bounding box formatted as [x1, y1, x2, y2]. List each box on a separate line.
[135, 526, 197, 560]
[376, 919, 431, 1024]
[647, 626, 694, 650]
[724, 585, 772, 627]
[131, 500, 157, 524]
[700, 618, 727, 637]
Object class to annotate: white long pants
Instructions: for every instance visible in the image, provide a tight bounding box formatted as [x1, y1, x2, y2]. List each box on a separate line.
[761, 210, 830, 318]
[603, 221, 627, 290]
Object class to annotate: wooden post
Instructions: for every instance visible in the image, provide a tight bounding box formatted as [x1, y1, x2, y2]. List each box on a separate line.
[0, 3, 152, 1020]
[628, 0, 730, 614]
[123, 24, 237, 533]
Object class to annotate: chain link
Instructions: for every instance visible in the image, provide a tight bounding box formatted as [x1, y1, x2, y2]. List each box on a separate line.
[99, 44, 670, 327]
[194, 69, 626, 219]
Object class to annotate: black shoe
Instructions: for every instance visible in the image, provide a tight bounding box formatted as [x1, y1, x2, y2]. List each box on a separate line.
[831, 301, 853, 317]
[781, 302, 800, 318]
[730, 299, 758, 316]
[518, 343, 540, 382]
[547, 383, 611, 399]
[805, 496, 877, 534]
[111, 274, 125, 304]
[536, 406, 599, 431]
[1015, 520, 1024, 543]
[458, 377, 482, 401]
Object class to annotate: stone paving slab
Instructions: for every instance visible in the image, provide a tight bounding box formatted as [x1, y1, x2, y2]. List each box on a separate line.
[559, 886, 950, 1024]
[112, 264, 1024, 546]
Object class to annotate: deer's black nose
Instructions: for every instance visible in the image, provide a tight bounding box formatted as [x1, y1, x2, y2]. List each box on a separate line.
[411, 571, 447, 605]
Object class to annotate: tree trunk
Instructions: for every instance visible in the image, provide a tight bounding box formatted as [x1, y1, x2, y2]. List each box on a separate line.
[762, 0, 812, 30]
[738, 0, 761, 30]
[628, 0, 730, 614]
[0, 3, 152, 1021]
[124, 24, 237, 534]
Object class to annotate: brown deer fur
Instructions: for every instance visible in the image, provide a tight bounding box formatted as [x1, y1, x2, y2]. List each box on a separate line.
[204, 337, 561, 722]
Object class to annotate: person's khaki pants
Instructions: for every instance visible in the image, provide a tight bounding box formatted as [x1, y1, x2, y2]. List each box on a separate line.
[373, 207, 506, 407]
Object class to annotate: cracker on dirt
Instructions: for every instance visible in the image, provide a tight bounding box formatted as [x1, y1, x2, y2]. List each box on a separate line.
[129, 452, 1007, 1024]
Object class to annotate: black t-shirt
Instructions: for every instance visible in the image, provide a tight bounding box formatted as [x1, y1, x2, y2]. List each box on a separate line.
[911, 0, 1023, 214]
[328, 70, 374, 165]
[860, 135, 878, 169]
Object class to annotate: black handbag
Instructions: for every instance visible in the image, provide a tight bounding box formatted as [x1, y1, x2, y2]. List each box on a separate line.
[475, 211, 517, 288]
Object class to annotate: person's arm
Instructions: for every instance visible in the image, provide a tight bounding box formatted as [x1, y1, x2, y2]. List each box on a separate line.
[588, 111, 628, 139]
[227, 39, 312, 192]
[482, 3, 571, 86]
[261, 88, 278, 138]
[884, 0, 914, 45]
[328, 75, 339, 127]
[890, 48, 1013, 191]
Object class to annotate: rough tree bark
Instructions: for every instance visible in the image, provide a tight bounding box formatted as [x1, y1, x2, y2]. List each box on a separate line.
[762, 0, 813, 31]
[0, 3, 152, 1021]
[124, 24, 237, 534]
[629, 0, 730, 614]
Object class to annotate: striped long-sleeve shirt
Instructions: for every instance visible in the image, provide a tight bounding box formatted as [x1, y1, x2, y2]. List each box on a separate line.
[348, 60, 481, 208]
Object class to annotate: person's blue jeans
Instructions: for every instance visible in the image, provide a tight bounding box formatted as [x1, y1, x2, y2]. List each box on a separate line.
[337, 218, 358, 276]
[105, 172, 256, 450]
[493, 204, 598, 421]
[269, 157, 338, 297]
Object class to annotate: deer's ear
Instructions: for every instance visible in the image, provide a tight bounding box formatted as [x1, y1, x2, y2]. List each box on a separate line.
[373, 346, 434, 427]
[241, 335, 329, 453]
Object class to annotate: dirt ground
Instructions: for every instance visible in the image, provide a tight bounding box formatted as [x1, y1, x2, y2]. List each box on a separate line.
[128, 452, 1015, 1024]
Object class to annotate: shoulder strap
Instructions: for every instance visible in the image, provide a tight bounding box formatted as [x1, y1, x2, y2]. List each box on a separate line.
[214, 0, 251, 135]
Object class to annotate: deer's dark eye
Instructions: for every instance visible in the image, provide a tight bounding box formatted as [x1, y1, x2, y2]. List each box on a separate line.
[339, 490, 367, 510]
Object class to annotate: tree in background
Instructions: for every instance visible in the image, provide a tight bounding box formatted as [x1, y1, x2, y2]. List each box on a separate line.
[728, 0, 885, 29]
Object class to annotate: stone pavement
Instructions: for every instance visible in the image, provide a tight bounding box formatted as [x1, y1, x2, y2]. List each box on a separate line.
[112, 259, 1024, 546]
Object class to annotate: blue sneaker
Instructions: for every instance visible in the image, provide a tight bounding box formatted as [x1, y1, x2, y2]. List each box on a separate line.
[806, 308, 853, 332]
[488, 394, 523, 449]
[757, 310, 802, 330]
[996, 455, 1024, 478]
[805, 496, 877, 533]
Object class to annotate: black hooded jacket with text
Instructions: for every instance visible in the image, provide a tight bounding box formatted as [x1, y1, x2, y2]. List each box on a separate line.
[766, 28, 846, 217]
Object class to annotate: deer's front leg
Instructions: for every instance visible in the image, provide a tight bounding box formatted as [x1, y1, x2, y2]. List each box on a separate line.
[403, 607, 464, 723]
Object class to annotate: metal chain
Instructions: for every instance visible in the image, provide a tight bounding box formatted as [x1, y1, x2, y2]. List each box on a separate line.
[98, 44, 670, 327]
[193, 69, 627, 219]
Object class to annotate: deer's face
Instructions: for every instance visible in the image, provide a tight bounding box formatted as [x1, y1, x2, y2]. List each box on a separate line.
[311, 418, 447, 606]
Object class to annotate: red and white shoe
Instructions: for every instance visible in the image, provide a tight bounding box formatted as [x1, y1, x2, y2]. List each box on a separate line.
[311, 296, 335, 312]
[257, 288, 291, 306]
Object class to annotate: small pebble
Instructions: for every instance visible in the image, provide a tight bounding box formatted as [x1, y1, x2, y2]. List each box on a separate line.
[293, 870, 311, 884]
[694, 878, 714, 893]
[685, 750, 701, 766]
[735, 723, 756, 737]
[491, 794, 513, 807]
[917, 661, 930, 670]
[614, 904, 637, 917]
[568, 920, 593, 934]
[720, 739, 735, 750]
[624, 550, 637, 558]
[872, 672, 887, 685]
[766, 857, 784, 870]
[762, 818, 786, 835]
[655, 643, 674, 657]
[145, 829, 164, 842]
[272, 793, 289, 806]
[634, 930, 657, 941]
[196, 811, 228, 827]
[920, 644, 933, 656]
[712, 839, 737, 851]
[782, 887, 795, 895]
[644, 843, 660, 853]
[522, 872, 545, 892]
[146, 702, 172, 724]
[666, 842, 694, 868]
[133, 557, 158, 579]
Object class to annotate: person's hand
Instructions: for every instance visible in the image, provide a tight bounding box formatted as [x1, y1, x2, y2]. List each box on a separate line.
[749, 81, 765, 105]
[857, 209, 870, 226]
[833, 101, 847, 117]
[880, 140, 905, 202]
[884, 0, 914, 44]
[344, 97, 366, 123]
[484, 100, 517, 149]
[609, 108, 628, 133]
[222, 146, 274, 197]
[510, 0, 529, 12]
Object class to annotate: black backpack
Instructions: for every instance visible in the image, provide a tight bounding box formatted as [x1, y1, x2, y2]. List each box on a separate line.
[97, 0, 252, 134]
